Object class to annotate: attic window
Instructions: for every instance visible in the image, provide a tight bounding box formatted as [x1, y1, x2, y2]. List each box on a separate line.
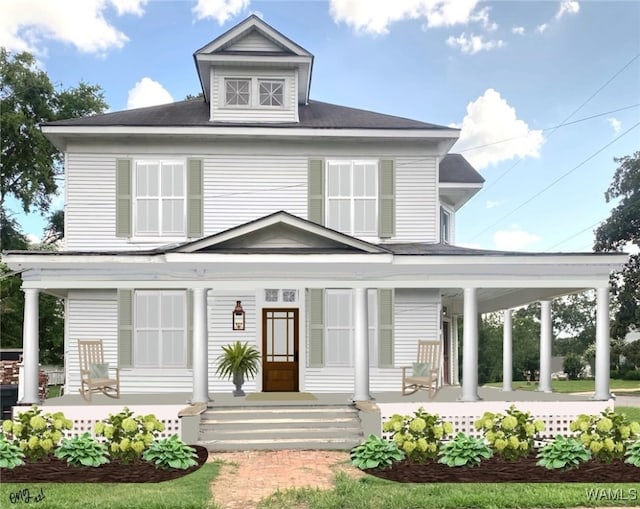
[259, 80, 284, 106]
[225, 79, 250, 106]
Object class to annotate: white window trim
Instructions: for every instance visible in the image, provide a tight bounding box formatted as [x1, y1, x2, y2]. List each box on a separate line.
[222, 77, 287, 109]
[325, 159, 378, 237]
[132, 159, 187, 238]
[440, 205, 453, 244]
[133, 290, 187, 369]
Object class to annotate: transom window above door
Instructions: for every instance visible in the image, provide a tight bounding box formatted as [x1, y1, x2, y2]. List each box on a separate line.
[326, 160, 378, 236]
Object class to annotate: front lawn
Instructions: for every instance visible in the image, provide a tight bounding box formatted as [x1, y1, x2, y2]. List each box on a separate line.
[0, 463, 219, 509]
[484, 379, 640, 393]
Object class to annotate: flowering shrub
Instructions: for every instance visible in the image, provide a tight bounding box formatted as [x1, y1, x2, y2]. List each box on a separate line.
[382, 407, 453, 462]
[1, 406, 72, 461]
[569, 407, 640, 462]
[475, 405, 545, 461]
[94, 407, 165, 463]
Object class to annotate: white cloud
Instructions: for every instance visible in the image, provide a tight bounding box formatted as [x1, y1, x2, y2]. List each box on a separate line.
[26, 234, 41, 245]
[623, 241, 639, 255]
[126, 78, 173, 109]
[555, 1, 580, 20]
[536, 23, 548, 33]
[512, 26, 525, 35]
[193, 0, 250, 24]
[0, 0, 146, 55]
[328, 0, 480, 35]
[607, 117, 622, 134]
[446, 33, 503, 54]
[470, 6, 497, 31]
[486, 200, 501, 209]
[493, 228, 540, 250]
[452, 88, 544, 170]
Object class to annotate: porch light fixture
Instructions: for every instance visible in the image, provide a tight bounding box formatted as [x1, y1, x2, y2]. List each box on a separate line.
[232, 301, 245, 331]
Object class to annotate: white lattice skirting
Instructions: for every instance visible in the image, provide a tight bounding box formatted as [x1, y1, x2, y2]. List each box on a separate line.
[12, 405, 183, 439]
[378, 399, 616, 440]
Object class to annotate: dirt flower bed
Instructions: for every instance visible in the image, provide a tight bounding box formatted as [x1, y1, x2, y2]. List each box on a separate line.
[0, 445, 208, 483]
[367, 454, 640, 483]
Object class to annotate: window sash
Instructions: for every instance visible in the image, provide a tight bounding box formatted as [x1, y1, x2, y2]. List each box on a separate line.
[258, 80, 284, 106]
[134, 160, 185, 236]
[326, 161, 378, 236]
[325, 289, 377, 368]
[134, 291, 187, 368]
[225, 79, 251, 106]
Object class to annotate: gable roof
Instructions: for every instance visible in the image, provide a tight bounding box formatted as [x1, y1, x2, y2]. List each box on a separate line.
[439, 153, 484, 184]
[193, 14, 314, 104]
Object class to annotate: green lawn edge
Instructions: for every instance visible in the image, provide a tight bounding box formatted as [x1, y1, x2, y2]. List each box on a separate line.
[484, 379, 640, 393]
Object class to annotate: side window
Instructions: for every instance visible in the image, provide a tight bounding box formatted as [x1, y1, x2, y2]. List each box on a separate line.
[440, 207, 451, 244]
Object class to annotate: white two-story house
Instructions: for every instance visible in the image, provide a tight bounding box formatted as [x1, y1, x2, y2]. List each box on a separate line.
[5, 15, 625, 405]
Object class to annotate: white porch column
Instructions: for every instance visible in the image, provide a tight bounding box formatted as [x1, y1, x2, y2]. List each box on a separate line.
[502, 309, 513, 392]
[460, 288, 480, 401]
[352, 287, 372, 401]
[538, 300, 553, 393]
[594, 287, 611, 400]
[20, 288, 40, 404]
[191, 288, 210, 404]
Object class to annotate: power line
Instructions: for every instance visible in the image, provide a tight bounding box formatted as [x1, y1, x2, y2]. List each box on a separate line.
[469, 120, 640, 241]
[543, 220, 602, 252]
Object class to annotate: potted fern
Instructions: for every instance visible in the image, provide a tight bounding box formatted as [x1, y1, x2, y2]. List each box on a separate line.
[215, 341, 261, 396]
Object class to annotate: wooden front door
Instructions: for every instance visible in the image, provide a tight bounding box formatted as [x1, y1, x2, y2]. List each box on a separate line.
[262, 308, 299, 392]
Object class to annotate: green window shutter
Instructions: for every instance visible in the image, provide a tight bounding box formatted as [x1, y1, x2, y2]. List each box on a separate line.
[116, 159, 132, 238]
[308, 159, 324, 225]
[378, 289, 394, 368]
[118, 289, 133, 368]
[308, 289, 324, 367]
[379, 159, 395, 238]
[186, 290, 193, 369]
[187, 159, 204, 238]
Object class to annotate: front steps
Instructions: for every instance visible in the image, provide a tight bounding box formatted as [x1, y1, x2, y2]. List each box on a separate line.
[198, 405, 364, 451]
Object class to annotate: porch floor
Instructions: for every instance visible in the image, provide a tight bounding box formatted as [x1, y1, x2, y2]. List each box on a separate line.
[42, 385, 614, 407]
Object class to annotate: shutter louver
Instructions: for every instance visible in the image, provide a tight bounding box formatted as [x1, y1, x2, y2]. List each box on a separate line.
[378, 288, 394, 368]
[308, 289, 324, 367]
[116, 159, 132, 237]
[379, 159, 395, 238]
[308, 159, 324, 225]
[187, 159, 204, 238]
[118, 289, 133, 367]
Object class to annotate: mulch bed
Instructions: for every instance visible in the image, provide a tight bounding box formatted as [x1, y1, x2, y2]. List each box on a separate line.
[0, 446, 208, 483]
[367, 455, 640, 483]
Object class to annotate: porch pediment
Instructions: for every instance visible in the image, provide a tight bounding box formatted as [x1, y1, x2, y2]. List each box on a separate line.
[167, 211, 389, 254]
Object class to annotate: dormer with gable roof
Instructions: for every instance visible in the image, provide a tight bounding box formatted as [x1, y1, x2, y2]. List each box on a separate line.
[194, 15, 313, 123]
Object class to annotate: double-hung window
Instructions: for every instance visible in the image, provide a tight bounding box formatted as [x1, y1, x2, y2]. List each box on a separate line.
[326, 160, 378, 236]
[134, 160, 185, 237]
[325, 289, 377, 367]
[134, 291, 187, 368]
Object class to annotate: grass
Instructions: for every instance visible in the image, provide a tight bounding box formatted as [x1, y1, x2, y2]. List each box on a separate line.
[47, 385, 62, 398]
[484, 379, 640, 393]
[259, 473, 640, 509]
[0, 463, 220, 509]
[617, 406, 640, 422]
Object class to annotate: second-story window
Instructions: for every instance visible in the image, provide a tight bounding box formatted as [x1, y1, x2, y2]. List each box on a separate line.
[326, 160, 378, 236]
[440, 207, 451, 244]
[134, 160, 185, 237]
[225, 79, 251, 106]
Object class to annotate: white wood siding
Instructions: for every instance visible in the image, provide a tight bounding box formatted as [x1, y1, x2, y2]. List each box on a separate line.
[208, 291, 258, 392]
[225, 31, 283, 52]
[394, 156, 438, 243]
[210, 67, 297, 123]
[303, 289, 440, 392]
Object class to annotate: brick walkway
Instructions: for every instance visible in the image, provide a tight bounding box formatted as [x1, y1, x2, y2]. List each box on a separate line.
[208, 450, 365, 509]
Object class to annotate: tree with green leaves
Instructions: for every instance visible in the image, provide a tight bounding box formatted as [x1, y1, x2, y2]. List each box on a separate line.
[594, 151, 640, 339]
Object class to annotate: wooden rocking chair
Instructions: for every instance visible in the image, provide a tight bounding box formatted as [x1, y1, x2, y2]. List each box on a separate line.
[401, 340, 441, 398]
[78, 339, 120, 401]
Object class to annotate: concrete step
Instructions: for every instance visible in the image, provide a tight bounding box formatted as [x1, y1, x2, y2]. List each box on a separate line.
[198, 404, 364, 451]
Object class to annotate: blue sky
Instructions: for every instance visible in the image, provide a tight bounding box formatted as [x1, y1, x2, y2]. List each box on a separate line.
[2, 0, 639, 252]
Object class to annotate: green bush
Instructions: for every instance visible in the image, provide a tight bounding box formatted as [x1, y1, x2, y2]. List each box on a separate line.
[570, 407, 640, 461]
[94, 407, 165, 463]
[475, 405, 545, 461]
[563, 353, 583, 380]
[438, 432, 492, 467]
[0, 433, 25, 469]
[54, 432, 110, 467]
[350, 434, 405, 470]
[1, 406, 72, 461]
[142, 435, 198, 470]
[536, 435, 591, 470]
[382, 408, 453, 462]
